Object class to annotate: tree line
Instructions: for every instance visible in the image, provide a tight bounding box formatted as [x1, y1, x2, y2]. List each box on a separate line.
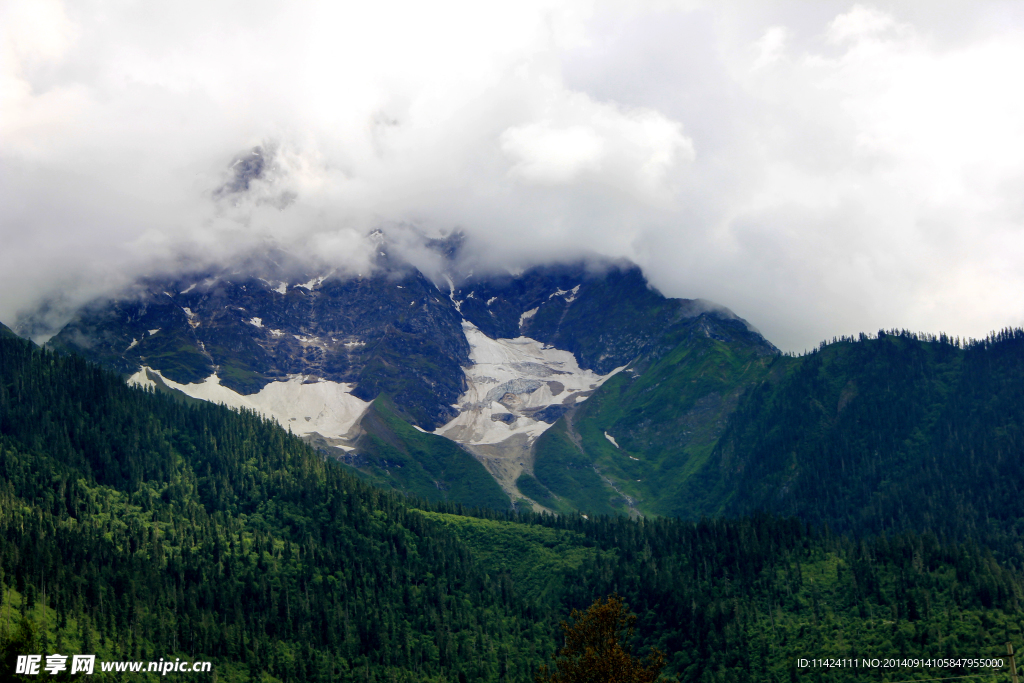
[3, 335, 1024, 682]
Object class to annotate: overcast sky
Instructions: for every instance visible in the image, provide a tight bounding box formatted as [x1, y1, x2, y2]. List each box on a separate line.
[2, 0, 1023, 350]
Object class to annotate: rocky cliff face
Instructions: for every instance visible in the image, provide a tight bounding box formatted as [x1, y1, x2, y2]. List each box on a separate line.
[47, 254, 773, 427]
[48, 260, 471, 429]
[35, 243, 778, 510]
[455, 262, 776, 372]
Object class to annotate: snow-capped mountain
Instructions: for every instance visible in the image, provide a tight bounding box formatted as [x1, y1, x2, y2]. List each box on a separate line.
[23, 242, 777, 510]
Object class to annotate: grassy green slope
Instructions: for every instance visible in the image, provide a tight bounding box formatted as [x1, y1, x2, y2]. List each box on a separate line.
[531, 423, 620, 516]
[534, 331, 774, 518]
[354, 396, 511, 510]
[414, 511, 608, 606]
[514, 471, 572, 514]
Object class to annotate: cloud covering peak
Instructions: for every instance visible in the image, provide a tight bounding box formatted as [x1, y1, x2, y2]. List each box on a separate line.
[3, 0, 1024, 350]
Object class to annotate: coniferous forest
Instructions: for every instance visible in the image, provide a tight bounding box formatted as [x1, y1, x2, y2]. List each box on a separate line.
[3, 333, 1024, 682]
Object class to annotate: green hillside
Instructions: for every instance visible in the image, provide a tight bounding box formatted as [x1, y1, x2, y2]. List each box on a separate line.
[430, 508, 1024, 683]
[0, 336, 547, 682]
[352, 395, 511, 510]
[414, 512, 606, 606]
[706, 330, 1024, 553]
[536, 327, 1024, 559]
[532, 325, 775, 518]
[4, 333, 1024, 682]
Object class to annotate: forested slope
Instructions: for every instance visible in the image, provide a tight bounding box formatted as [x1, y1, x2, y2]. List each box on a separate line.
[709, 330, 1024, 558]
[3, 335, 1024, 682]
[533, 326, 1024, 559]
[0, 336, 550, 682]
[432, 508, 1024, 682]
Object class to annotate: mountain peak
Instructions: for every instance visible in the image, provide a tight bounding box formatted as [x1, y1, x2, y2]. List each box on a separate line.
[34, 251, 778, 510]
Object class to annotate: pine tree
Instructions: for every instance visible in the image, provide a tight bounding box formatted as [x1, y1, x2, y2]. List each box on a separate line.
[536, 595, 668, 683]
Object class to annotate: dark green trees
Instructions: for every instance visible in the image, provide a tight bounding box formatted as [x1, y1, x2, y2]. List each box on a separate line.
[536, 595, 667, 683]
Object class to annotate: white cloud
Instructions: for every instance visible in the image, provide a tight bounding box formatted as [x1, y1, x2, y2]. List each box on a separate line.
[752, 26, 787, 69]
[502, 123, 605, 184]
[827, 4, 901, 44]
[500, 91, 693, 189]
[1, 1, 1024, 350]
[1, 0, 76, 63]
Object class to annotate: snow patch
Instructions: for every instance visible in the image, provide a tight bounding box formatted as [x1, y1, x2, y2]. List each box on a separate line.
[180, 283, 196, 294]
[486, 297, 498, 306]
[248, 317, 263, 328]
[549, 285, 580, 303]
[270, 329, 285, 337]
[127, 367, 369, 439]
[274, 282, 288, 294]
[297, 275, 326, 290]
[604, 432, 620, 449]
[126, 338, 138, 351]
[434, 321, 624, 447]
[148, 329, 160, 336]
[443, 274, 463, 313]
[182, 307, 200, 329]
[519, 307, 537, 329]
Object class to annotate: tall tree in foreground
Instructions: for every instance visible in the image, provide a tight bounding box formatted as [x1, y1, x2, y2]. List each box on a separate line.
[536, 595, 669, 683]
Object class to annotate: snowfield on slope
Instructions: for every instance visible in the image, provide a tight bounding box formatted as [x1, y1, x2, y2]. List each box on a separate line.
[127, 368, 368, 443]
[435, 321, 624, 446]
